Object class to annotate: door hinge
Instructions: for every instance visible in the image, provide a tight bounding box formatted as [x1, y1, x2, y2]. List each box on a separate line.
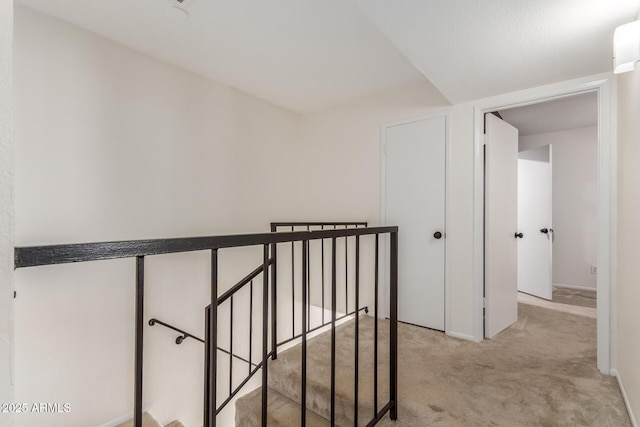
[483, 297, 487, 308]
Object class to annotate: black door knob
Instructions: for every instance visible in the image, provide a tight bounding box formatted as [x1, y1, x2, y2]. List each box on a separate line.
[540, 228, 549, 234]
[515, 232, 524, 238]
[433, 231, 443, 239]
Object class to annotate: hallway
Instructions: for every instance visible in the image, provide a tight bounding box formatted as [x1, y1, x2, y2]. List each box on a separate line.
[249, 299, 630, 426]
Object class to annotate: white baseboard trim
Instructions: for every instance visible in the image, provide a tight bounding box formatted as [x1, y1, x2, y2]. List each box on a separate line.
[446, 330, 477, 342]
[553, 283, 597, 292]
[612, 369, 638, 427]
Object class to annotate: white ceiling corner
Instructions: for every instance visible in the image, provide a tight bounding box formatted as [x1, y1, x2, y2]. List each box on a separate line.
[16, 0, 428, 114]
[15, 0, 640, 112]
[357, 0, 640, 104]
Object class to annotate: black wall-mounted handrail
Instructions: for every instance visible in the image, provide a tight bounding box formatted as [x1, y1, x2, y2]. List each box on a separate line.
[149, 257, 274, 357]
[149, 318, 204, 344]
[148, 318, 258, 367]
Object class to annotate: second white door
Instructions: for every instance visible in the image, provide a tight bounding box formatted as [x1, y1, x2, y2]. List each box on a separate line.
[517, 145, 553, 300]
[384, 115, 446, 331]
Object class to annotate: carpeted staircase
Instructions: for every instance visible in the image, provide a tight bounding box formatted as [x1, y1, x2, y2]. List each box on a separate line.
[236, 315, 390, 427]
[115, 411, 185, 427]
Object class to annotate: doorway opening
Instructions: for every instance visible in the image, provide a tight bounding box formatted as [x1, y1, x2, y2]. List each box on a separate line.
[475, 77, 612, 374]
[502, 92, 598, 303]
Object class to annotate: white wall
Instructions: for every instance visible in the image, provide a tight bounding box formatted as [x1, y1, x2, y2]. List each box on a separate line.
[279, 69, 478, 343]
[13, 6, 456, 426]
[299, 83, 449, 221]
[297, 88, 480, 342]
[616, 64, 640, 425]
[0, 0, 15, 426]
[297, 84, 475, 336]
[10, 3, 627, 426]
[519, 127, 598, 290]
[14, 6, 301, 427]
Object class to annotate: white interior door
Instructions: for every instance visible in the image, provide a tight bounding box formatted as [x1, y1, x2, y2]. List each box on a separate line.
[384, 115, 446, 331]
[484, 114, 518, 338]
[517, 145, 553, 300]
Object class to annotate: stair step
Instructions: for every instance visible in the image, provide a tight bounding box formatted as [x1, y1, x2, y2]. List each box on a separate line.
[235, 387, 332, 427]
[115, 412, 162, 427]
[114, 412, 184, 427]
[268, 315, 391, 427]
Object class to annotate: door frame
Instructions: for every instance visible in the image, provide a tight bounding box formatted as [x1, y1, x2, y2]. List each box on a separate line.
[379, 109, 451, 332]
[472, 74, 614, 374]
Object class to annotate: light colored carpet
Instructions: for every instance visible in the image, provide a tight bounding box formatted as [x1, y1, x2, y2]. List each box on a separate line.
[518, 292, 596, 319]
[236, 387, 331, 427]
[115, 412, 163, 427]
[115, 412, 185, 427]
[238, 302, 630, 426]
[382, 303, 628, 426]
[553, 286, 597, 309]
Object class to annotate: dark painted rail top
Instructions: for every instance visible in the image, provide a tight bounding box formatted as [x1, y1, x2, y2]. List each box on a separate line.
[14, 226, 398, 268]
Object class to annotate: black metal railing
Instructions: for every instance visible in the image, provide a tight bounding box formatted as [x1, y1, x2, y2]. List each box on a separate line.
[14, 223, 398, 427]
[270, 222, 368, 358]
[151, 259, 274, 416]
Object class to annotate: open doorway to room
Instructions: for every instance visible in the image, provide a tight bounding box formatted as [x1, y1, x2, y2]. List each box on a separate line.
[482, 89, 600, 361]
[500, 92, 599, 308]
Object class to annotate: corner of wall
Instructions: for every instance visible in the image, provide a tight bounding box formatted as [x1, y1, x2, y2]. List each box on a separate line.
[614, 370, 639, 427]
[0, 0, 15, 420]
[616, 64, 640, 427]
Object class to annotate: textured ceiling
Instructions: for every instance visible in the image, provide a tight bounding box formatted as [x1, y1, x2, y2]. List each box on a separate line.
[500, 92, 598, 136]
[15, 0, 640, 112]
[357, 0, 640, 104]
[15, 0, 427, 113]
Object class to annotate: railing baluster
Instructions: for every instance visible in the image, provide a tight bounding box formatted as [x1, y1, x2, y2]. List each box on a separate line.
[345, 227, 348, 315]
[331, 237, 337, 426]
[229, 295, 234, 397]
[134, 256, 144, 427]
[374, 234, 379, 417]
[354, 236, 360, 426]
[390, 231, 398, 420]
[204, 306, 211, 426]
[250, 280, 253, 375]
[261, 244, 270, 427]
[208, 249, 218, 427]
[291, 226, 295, 339]
[306, 226, 310, 331]
[321, 225, 325, 326]
[301, 240, 308, 427]
[271, 238, 278, 360]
